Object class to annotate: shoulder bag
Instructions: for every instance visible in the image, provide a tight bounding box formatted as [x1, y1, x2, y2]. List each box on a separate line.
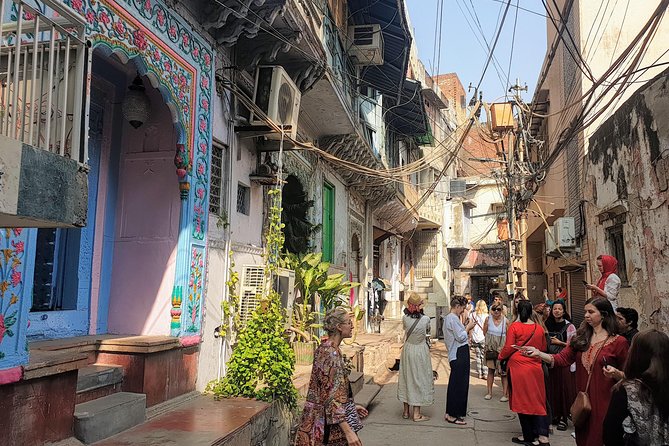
[485, 317, 507, 361]
[500, 324, 535, 373]
[404, 316, 422, 342]
[570, 337, 609, 428]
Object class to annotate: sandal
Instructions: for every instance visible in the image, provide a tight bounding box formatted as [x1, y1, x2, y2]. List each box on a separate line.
[511, 437, 529, 445]
[445, 416, 467, 425]
[413, 415, 430, 422]
[556, 420, 568, 431]
[402, 413, 410, 419]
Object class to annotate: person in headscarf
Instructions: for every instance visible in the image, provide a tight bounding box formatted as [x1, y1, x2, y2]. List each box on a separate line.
[585, 255, 621, 310]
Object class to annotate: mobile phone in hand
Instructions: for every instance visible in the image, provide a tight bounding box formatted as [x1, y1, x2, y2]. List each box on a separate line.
[582, 280, 589, 286]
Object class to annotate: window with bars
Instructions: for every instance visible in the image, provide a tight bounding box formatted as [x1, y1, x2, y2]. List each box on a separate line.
[209, 144, 225, 215]
[607, 224, 628, 285]
[237, 183, 250, 215]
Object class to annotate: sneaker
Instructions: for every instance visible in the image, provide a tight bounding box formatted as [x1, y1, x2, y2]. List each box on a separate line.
[500, 396, 509, 402]
[484, 394, 492, 400]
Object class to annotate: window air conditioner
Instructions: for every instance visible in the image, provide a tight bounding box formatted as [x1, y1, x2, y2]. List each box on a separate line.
[348, 24, 384, 65]
[239, 265, 296, 326]
[251, 66, 301, 140]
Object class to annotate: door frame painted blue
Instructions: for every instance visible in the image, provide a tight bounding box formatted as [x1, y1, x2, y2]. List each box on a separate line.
[27, 103, 104, 339]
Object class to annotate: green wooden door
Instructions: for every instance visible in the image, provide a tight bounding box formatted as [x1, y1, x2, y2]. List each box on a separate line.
[322, 183, 334, 262]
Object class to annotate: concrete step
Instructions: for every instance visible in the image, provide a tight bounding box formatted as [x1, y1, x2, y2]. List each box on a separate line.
[414, 286, 433, 294]
[414, 279, 433, 288]
[354, 383, 382, 409]
[349, 371, 364, 396]
[77, 364, 123, 393]
[74, 392, 146, 444]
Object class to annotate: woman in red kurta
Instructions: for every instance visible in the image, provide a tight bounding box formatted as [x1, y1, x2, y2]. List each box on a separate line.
[499, 300, 549, 445]
[524, 297, 629, 446]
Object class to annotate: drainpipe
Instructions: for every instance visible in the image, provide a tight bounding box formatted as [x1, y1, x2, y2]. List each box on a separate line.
[217, 57, 237, 380]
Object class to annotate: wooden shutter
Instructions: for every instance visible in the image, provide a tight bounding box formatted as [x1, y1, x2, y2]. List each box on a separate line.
[322, 183, 335, 262]
[569, 270, 586, 327]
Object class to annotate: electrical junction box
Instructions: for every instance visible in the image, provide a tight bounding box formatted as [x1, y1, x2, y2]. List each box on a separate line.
[490, 103, 515, 131]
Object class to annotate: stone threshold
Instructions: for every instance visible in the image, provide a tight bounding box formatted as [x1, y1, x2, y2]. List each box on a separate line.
[25, 335, 183, 380]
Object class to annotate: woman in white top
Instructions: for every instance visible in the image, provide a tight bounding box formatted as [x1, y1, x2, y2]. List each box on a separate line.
[443, 296, 476, 425]
[397, 292, 434, 422]
[483, 302, 509, 401]
[470, 300, 488, 380]
[585, 254, 621, 310]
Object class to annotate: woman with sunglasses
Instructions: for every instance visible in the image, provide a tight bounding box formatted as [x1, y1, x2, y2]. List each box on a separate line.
[483, 303, 509, 401]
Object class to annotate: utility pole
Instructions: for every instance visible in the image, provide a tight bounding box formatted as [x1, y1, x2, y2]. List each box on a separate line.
[506, 79, 528, 299]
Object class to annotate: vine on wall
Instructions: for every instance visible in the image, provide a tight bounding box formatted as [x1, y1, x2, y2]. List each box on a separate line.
[207, 188, 297, 409]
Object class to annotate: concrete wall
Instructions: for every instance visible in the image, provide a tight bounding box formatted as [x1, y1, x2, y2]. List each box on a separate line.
[586, 69, 669, 330]
[0, 139, 88, 228]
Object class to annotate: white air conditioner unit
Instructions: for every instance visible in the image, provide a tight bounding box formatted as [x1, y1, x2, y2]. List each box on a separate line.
[545, 226, 558, 257]
[251, 66, 301, 140]
[239, 265, 296, 326]
[554, 217, 576, 249]
[239, 265, 265, 324]
[348, 24, 384, 65]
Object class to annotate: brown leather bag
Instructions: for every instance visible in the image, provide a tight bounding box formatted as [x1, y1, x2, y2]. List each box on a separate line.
[570, 337, 609, 428]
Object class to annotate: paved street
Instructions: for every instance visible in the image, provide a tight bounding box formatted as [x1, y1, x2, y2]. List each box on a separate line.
[359, 341, 575, 446]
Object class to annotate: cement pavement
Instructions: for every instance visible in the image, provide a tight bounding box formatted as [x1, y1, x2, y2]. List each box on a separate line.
[358, 340, 576, 446]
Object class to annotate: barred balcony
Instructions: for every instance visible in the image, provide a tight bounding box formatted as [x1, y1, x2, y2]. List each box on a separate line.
[0, 0, 90, 228]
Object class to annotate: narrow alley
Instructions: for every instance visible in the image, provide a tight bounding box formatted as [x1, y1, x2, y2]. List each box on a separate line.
[359, 341, 574, 446]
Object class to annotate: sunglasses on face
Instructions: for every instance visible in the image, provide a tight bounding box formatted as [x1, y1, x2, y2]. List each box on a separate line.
[491, 308, 501, 312]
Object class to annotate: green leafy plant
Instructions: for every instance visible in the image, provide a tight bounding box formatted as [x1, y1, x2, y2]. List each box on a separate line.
[281, 252, 359, 342]
[220, 250, 241, 341]
[207, 187, 298, 409]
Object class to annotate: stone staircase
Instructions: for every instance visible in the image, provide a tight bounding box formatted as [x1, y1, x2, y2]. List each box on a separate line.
[73, 364, 147, 444]
[73, 392, 146, 444]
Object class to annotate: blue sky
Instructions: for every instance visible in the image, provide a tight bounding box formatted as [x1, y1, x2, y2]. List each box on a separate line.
[405, 0, 548, 104]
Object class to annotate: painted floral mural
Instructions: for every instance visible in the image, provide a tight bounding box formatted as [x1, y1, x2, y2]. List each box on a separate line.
[0, 229, 24, 360]
[186, 247, 203, 333]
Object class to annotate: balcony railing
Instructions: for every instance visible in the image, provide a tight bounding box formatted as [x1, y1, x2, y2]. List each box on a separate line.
[0, 0, 89, 164]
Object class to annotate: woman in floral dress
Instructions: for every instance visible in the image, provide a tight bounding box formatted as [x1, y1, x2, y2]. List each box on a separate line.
[295, 307, 368, 446]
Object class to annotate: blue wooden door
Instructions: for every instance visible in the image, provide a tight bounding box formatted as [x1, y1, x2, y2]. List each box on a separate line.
[27, 102, 104, 338]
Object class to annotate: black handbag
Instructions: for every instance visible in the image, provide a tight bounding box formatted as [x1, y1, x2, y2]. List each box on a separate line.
[548, 323, 570, 354]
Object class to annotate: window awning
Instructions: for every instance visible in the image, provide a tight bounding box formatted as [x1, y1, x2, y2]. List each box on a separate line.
[348, 0, 412, 105]
[386, 78, 429, 137]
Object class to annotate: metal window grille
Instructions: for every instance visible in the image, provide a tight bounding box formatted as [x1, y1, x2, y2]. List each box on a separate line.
[209, 144, 224, 215]
[415, 230, 438, 279]
[237, 183, 250, 215]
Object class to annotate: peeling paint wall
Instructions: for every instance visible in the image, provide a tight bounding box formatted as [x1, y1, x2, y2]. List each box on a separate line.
[586, 70, 669, 330]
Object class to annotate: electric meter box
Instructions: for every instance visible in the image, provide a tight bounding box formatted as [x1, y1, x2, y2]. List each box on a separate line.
[490, 103, 515, 131]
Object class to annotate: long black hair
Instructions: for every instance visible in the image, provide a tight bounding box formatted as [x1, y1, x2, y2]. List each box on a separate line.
[517, 300, 533, 323]
[622, 329, 669, 420]
[570, 297, 620, 352]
